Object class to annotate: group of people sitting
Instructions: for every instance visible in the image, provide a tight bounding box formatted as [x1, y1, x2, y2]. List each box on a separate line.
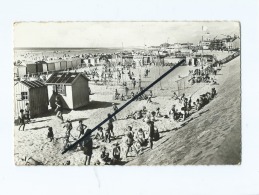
[168, 88, 217, 122]
[193, 87, 217, 111]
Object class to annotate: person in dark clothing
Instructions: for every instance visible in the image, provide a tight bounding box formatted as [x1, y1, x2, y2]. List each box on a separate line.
[82, 129, 93, 165]
[47, 127, 54, 142]
[124, 130, 134, 158]
[25, 103, 31, 123]
[104, 125, 111, 143]
[18, 109, 26, 131]
[146, 120, 155, 149]
[111, 142, 121, 165]
[107, 114, 115, 137]
[55, 96, 63, 122]
[112, 103, 118, 120]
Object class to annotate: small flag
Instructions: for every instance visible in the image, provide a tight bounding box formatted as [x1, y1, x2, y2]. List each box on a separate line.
[202, 26, 208, 31]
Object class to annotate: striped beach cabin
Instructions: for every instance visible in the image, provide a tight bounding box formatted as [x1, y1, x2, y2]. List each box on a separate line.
[14, 80, 49, 119]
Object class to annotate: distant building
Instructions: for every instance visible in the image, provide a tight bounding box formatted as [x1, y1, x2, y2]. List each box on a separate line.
[14, 80, 49, 118]
[198, 40, 211, 50]
[224, 37, 241, 50]
[210, 39, 225, 50]
[45, 72, 90, 110]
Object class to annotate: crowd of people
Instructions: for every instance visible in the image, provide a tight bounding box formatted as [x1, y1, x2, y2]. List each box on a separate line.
[16, 52, 227, 166]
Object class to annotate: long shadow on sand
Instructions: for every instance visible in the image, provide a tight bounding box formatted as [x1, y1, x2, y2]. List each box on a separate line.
[160, 127, 179, 134]
[76, 101, 119, 111]
[28, 125, 49, 131]
[70, 118, 89, 123]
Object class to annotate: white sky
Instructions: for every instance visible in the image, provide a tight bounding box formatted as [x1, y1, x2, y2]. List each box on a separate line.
[14, 21, 240, 48]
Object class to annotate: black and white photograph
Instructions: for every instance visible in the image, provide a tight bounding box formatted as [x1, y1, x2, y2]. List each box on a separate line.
[13, 21, 241, 166]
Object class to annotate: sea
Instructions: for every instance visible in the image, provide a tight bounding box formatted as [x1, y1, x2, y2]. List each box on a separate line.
[13, 47, 141, 62]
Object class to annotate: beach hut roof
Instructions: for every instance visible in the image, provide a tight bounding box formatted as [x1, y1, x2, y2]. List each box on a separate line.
[45, 72, 89, 85]
[19, 80, 46, 88]
[35, 61, 47, 64]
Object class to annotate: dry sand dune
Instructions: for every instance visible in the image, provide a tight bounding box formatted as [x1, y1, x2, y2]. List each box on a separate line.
[128, 56, 241, 165]
[14, 51, 240, 166]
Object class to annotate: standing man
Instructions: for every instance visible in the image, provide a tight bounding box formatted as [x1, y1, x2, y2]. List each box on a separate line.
[112, 103, 118, 120]
[25, 103, 30, 123]
[63, 119, 73, 136]
[18, 109, 26, 131]
[55, 96, 63, 122]
[107, 113, 115, 138]
[146, 120, 155, 149]
[77, 120, 87, 139]
[138, 78, 142, 90]
[82, 129, 93, 165]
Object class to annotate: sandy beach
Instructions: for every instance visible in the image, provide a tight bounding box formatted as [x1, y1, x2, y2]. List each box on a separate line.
[14, 50, 240, 165]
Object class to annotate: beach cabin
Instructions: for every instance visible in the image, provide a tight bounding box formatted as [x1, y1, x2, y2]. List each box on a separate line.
[25, 63, 37, 74]
[76, 58, 81, 67]
[54, 61, 61, 71]
[88, 57, 95, 66]
[14, 80, 49, 119]
[45, 72, 90, 110]
[66, 60, 73, 69]
[71, 59, 78, 68]
[46, 62, 56, 71]
[60, 61, 67, 70]
[14, 65, 27, 78]
[164, 57, 182, 65]
[35, 61, 48, 73]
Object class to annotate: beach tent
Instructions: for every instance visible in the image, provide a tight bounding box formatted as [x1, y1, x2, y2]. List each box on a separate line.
[45, 72, 90, 110]
[14, 80, 49, 119]
[60, 61, 67, 70]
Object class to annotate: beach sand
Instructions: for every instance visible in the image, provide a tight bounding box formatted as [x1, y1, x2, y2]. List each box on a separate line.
[14, 51, 240, 165]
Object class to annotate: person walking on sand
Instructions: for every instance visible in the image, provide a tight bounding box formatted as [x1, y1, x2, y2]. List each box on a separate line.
[18, 109, 26, 131]
[55, 96, 63, 122]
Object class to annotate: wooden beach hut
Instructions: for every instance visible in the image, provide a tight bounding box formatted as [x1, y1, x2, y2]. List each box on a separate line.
[54, 61, 61, 71]
[35, 61, 47, 73]
[60, 61, 67, 70]
[46, 62, 56, 71]
[26, 63, 37, 74]
[14, 65, 27, 77]
[14, 80, 49, 119]
[76, 58, 81, 67]
[45, 72, 90, 110]
[71, 59, 77, 68]
[66, 60, 73, 69]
